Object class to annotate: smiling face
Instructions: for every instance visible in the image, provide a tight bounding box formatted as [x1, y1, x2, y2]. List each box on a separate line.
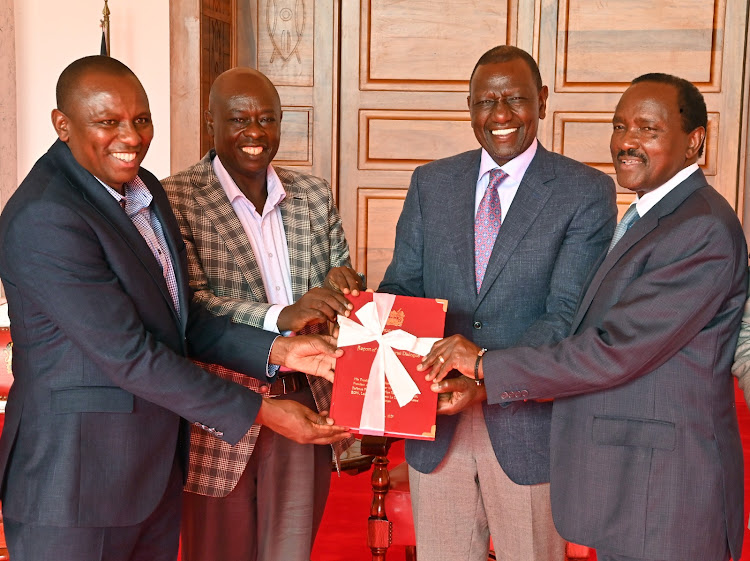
[610, 81, 704, 197]
[206, 69, 282, 191]
[468, 58, 548, 166]
[52, 70, 153, 193]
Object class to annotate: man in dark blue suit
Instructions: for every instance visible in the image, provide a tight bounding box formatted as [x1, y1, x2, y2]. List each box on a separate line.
[378, 45, 616, 561]
[0, 55, 350, 561]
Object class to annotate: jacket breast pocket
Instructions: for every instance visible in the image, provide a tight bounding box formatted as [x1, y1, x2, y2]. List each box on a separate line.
[51, 386, 134, 414]
[592, 415, 676, 450]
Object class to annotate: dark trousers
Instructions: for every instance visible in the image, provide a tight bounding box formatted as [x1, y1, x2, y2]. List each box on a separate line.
[180, 388, 332, 561]
[4, 459, 182, 561]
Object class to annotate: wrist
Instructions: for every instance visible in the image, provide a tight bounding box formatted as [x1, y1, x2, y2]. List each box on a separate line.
[474, 348, 488, 386]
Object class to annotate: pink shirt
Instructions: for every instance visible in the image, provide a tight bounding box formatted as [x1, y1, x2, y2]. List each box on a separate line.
[212, 156, 292, 333]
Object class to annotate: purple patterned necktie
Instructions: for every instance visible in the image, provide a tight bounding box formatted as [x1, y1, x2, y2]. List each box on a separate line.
[474, 168, 507, 292]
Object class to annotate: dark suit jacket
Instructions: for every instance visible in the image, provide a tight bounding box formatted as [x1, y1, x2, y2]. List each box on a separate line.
[0, 140, 277, 528]
[379, 144, 617, 483]
[484, 169, 746, 560]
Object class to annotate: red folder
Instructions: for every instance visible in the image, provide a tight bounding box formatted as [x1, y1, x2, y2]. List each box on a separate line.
[330, 292, 447, 440]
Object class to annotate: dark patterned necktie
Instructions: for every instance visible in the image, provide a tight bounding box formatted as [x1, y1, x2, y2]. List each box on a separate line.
[474, 169, 507, 292]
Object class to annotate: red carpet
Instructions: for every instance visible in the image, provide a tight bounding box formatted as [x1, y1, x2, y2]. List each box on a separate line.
[312, 385, 750, 560]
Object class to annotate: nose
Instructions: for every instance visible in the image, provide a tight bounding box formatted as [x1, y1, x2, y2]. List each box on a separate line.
[491, 99, 512, 123]
[118, 121, 140, 145]
[619, 127, 640, 150]
[241, 119, 265, 138]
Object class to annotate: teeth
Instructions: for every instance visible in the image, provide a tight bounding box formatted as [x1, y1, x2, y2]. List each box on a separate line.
[242, 146, 263, 155]
[491, 128, 517, 137]
[112, 152, 136, 162]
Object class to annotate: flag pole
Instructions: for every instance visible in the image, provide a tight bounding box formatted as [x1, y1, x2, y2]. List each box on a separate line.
[100, 0, 111, 56]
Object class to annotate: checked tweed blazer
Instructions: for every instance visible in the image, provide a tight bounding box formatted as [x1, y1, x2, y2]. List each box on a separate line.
[163, 150, 352, 497]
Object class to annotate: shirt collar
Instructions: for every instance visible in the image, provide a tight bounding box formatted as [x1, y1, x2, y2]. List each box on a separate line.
[100, 175, 153, 216]
[478, 138, 538, 183]
[212, 155, 286, 215]
[634, 163, 700, 218]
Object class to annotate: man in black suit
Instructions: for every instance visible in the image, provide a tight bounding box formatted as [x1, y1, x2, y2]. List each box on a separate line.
[424, 73, 746, 561]
[0, 55, 350, 561]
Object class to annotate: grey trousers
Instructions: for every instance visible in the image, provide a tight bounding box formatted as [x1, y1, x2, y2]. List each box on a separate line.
[409, 402, 565, 561]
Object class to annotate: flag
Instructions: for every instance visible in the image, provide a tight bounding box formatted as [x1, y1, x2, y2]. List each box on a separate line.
[100, 29, 108, 56]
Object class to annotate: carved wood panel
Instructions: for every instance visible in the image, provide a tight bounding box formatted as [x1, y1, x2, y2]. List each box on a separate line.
[200, 0, 236, 156]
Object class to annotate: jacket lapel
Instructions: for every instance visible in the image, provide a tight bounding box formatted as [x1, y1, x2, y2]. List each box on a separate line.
[476, 145, 554, 307]
[277, 169, 310, 301]
[190, 154, 268, 303]
[52, 141, 178, 321]
[448, 151, 483, 296]
[570, 169, 708, 332]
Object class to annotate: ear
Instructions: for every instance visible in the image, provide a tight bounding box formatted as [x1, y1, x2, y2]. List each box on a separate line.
[538, 85, 549, 120]
[685, 126, 706, 162]
[51, 109, 70, 142]
[466, 94, 471, 110]
[278, 109, 283, 124]
[204, 109, 214, 137]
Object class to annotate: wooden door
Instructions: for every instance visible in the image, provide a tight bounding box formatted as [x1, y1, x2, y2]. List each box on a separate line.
[337, 1, 527, 289]
[536, 0, 750, 218]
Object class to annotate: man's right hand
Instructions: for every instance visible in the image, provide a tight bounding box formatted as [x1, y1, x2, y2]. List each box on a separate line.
[277, 287, 353, 332]
[256, 398, 352, 445]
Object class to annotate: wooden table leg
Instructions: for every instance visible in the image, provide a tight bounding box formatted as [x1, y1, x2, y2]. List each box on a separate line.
[361, 436, 394, 561]
[367, 454, 392, 560]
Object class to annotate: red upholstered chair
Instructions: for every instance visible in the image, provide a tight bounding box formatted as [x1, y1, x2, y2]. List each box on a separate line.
[0, 304, 13, 559]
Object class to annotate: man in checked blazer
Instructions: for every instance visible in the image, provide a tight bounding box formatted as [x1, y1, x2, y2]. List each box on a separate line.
[425, 74, 746, 561]
[163, 67, 361, 561]
[378, 46, 616, 561]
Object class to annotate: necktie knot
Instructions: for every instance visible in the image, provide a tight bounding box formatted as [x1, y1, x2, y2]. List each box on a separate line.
[607, 204, 640, 254]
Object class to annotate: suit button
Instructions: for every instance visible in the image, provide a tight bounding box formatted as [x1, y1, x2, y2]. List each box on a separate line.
[473, 321, 482, 329]
[500, 391, 509, 399]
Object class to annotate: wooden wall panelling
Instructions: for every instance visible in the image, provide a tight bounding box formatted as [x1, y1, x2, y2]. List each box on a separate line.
[537, 0, 749, 214]
[741, 17, 750, 235]
[339, 0, 521, 288]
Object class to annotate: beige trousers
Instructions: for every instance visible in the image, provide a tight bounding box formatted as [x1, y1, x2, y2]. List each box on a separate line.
[409, 402, 565, 561]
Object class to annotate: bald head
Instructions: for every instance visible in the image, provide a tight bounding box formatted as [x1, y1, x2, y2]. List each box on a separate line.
[205, 67, 283, 189]
[56, 55, 140, 114]
[208, 67, 280, 115]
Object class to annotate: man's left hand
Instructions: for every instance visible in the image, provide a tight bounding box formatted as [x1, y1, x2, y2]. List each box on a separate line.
[269, 334, 342, 382]
[432, 376, 487, 416]
[324, 266, 363, 295]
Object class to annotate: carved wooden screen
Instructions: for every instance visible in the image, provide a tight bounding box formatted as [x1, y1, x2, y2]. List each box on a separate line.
[200, 0, 236, 156]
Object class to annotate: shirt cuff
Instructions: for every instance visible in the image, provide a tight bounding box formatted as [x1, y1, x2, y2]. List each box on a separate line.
[263, 304, 285, 334]
[266, 335, 280, 380]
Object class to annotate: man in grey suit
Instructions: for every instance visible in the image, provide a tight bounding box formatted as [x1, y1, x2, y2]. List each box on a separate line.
[378, 45, 617, 561]
[424, 74, 746, 561]
[0, 56, 350, 561]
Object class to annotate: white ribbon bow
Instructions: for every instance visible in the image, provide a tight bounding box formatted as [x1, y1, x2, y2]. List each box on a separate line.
[337, 293, 439, 435]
